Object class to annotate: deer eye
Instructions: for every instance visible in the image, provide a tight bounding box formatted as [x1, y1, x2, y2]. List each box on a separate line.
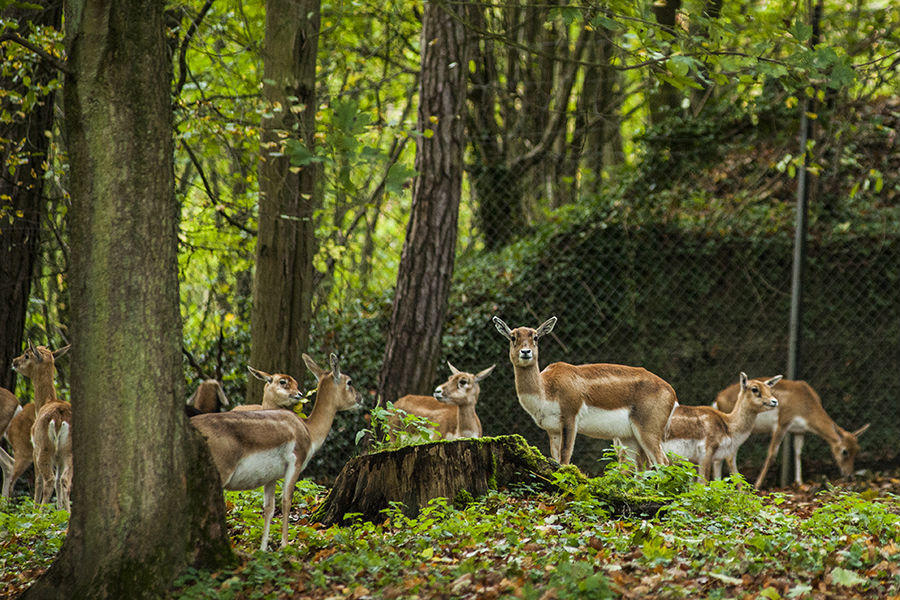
[280, 379, 288, 386]
[751, 386, 760, 395]
[841, 449, 849, 457]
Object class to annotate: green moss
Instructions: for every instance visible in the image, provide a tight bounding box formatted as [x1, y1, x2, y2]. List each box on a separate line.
[453, 488, 474, 509]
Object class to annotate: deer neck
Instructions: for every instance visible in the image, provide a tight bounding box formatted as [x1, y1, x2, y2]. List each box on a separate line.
[31, 367, 59, 413]
[260, 395, 282, 410]
[512, 362, 546, 413]
[455, 402, 479, 435]
[723, 393, 760, 435]
[304, 383, 340, 448]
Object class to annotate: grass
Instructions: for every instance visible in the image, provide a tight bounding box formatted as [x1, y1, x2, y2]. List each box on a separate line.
[2, 464, 899, 599]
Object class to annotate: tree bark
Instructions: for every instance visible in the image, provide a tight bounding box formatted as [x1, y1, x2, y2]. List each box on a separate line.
[314, 436, 561, 525]
[22, 2, 233, 598]
[649, 0, 684, 124]
[314, 435, 667, 526]
[377, 0, 468, 405]
[0, 1, 62, 392]
[248, 0, 320, 403]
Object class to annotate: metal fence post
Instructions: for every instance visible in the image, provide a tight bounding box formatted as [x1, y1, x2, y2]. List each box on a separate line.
[784, 0, 823, 488]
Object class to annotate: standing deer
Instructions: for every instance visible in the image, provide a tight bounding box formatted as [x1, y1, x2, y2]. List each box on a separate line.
[190, 353, 361, 549]
[31, 400, 73, 510]
[393, 362, 495, 440]
[0, 388, 21, 494]
[230, 367, 305, 412]
[2, 342, 70, 498]
[492, 316, 677, 465]
[660, 373, 781, 481]
[713, 378, 870, 488]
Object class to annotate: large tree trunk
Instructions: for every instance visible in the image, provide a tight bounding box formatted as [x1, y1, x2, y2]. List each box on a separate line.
[0, 1, 62, 392]
[22, 2, 233, 598]
[248, 0, 320, 403]
[648, 0, 684, 124]
[377, 0, 469, 405]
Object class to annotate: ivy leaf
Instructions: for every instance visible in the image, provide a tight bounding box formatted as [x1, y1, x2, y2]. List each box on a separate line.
[831, 567, 868, 587]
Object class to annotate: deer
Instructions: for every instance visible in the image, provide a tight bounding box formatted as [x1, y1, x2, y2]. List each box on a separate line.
[712, 377, 870, 488]
[230, 366, 305, 412]
[492, 316, 678, 466]
[393, 362, 495, 440]
[185, 379, 230, 416]
[655, 373, 782, 482]
[0, 388, 21, 494]
[2, 342, 70, 498]
[31, 400, 73, 510]
[190, 353, 361, 550]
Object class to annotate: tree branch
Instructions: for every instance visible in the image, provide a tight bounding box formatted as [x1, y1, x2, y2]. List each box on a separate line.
[179, 139, 257, 235]
[0, 31, 72, 76]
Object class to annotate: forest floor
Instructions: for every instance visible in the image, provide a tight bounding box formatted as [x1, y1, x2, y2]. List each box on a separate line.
[2, 467, 899, 600]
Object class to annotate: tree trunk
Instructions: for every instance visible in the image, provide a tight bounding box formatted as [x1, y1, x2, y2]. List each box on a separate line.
[248, 0, 320, 403]
[22, 2, 233, 598]
[377, 0, 468, 405]
[0, 0, 62, 393]
[648, 0, 684, 124]
[314, 436, 561, 525]
[314, 435, 667, 526]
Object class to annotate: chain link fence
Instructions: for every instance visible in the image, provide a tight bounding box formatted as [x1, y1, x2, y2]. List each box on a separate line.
[303, 95, 899, 485]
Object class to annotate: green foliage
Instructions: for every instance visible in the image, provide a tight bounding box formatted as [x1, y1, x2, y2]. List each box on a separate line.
[355, 401, 440, 452]
[0, 497, 69, 577]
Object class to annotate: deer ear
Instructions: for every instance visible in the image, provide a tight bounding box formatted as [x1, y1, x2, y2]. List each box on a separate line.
[216, 382, 230, 406]
[28, 340, 43, 363]
[739, 372, 748, 391]
[765, 375, 783, 388]
[52, 345, 71, 360]
[447, 361, 460, 375]
[535, 316, 557, 339]
[475, 364, 496, 382]
[247, 366, 272, 383]
[492, 316, 512, 340]
[852, 423, 870, 437]
[302, 353, 325, 380]
[329, 353, 341, 381]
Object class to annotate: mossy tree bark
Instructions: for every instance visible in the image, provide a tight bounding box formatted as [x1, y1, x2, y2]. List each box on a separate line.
[377, 0, 469, 407]
[0, 0, 62, 393]
[21, 2, 233, 598]
[314, 436, 561, 526]
[315, 436, 669, 526]
[248, 0, 320, 403]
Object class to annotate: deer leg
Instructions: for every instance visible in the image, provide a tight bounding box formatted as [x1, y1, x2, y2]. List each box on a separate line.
[0, 447, 12, 494]
[4, 453, 31, 498]
[559, 419, 577, 465]
[793, 433, 805, 486]
[280, 468, 301, 549]
[547, 431, 562, 462]
[632, 423, 667, 467]
[755, 425, 789, 489]
[260, 481, 276, 551]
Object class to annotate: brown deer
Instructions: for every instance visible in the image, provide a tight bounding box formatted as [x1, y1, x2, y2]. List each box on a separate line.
[31, 400, 73, 510]
[2, 342, 70, 498]
[0, 388, 21, 494]
[492, 316, 677, 465]
[230, 367, 305, 412]
[185, 379, 230, 415]
[190, 354, 361, 549]
[659, 373, 781, 481]
[393, 362, 495, 440]
[713, 378, 870, 488]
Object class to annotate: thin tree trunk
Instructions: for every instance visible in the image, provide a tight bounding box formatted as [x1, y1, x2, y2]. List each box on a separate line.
[377, 0, 469, 406]
[0, 1, 62, 392]
[22, 2, 233, 597]
[249, 0, 320, 402]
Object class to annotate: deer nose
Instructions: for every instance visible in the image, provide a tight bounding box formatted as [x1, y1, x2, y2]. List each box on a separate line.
[519, 349, 533, 359]
[433, 387, 443, 399]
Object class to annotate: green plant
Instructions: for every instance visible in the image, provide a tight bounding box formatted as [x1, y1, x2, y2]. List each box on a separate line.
[355, 401, 441, 452]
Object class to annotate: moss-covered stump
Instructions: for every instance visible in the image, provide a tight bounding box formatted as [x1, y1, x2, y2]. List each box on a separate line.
[312, 435, 559, 525]
[312, 434, 668, 525]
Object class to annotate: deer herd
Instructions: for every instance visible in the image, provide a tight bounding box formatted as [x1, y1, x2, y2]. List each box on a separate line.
[1, 316, 870, 549]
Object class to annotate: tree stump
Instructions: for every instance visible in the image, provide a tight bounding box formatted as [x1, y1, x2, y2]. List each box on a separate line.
[313, 435, 561, 526]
